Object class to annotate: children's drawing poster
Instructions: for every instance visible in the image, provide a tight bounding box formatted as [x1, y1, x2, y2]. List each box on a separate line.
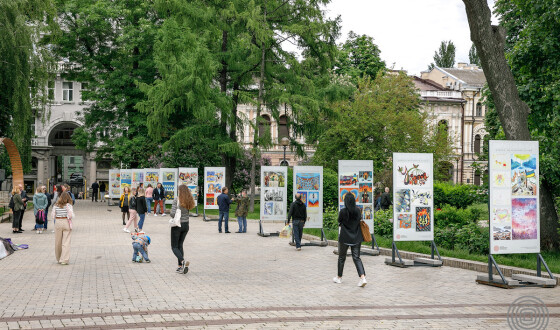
[392, 153, 434, 242]
[179, 167, 199, 207]
[131, 169, 144, 189]
[489, 140, 540, 254]
[143, 169, 159, 189]
[339, 160, 374, 234]
[160, 168, 178, 204]
[260, 166, 288, 221]
[120, 169, 132, 196]
[293, 166, 323, 229]
[204, 167, 226, 210]
[109, 169, 121, 198]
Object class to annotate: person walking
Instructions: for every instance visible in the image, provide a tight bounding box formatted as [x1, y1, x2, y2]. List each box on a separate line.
[33, 187, 48, 234]
[63, 184, 75, 205]
[120, 186, 131, 225]
[235, 190, 249, 233]
[18, 184, 27, 231]
[91, 181, 99, 202]
[170, 185, 195, 274]
[123, 188, 138, 233]
[217, 187, 232, 233]
[43, 186, 52, 231]
[380, 187, 392, 210]
[10, 186, 24, 234]
[153, 183, 166, 216]
[333, 193, 367, 287]
[287, 193, 307, 251]
[51, 192, 74, 265]
[99, 181, 106, 202]
[51, 185, 63, 233]
[145, 184, 153, 215]
[136, 188, 148, 233]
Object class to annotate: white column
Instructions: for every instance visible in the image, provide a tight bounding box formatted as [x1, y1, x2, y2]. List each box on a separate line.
[90, 159, 97, 183]
[37, 158, 45, 185]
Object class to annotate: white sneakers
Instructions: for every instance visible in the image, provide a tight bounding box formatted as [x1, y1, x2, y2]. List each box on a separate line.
[358, 277, 367, 287]
[154, 214, 158, 217]
[333, 277, 342, 284]
[123, 228, 130, 233]
[161, 213, 166, 216]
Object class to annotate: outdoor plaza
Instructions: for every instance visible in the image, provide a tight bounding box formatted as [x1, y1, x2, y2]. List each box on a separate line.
[0, 200, 558, 329]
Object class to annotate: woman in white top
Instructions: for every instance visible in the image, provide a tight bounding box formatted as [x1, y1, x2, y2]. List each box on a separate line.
[51, 192, 74, 265]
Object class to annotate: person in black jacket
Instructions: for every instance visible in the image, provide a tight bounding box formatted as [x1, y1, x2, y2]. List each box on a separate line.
[287, 193, 307, 251]
[153, 183, 166, 216]
[18, 184, 28, 231]
[334, 193, 367, 287]
[380, 187, 392, 210]
[136, 188, 148, 233]
[91, 181, 99, 202]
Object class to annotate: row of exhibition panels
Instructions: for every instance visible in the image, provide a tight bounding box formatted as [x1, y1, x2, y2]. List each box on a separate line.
[109, 141, 542, 256]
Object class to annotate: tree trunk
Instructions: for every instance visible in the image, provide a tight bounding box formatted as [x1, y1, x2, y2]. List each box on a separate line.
[463, 0, 559, 249]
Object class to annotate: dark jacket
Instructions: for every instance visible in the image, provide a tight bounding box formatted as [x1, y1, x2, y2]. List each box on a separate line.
[100, 182, 106, 192]
[338, 207, 363, 245]
[153, 186, 166, 201]
[287, 199, 307, 223]
[21, 190, 28, 209]
[217, 193, 232, 212]
[12, 193, 24, 212]
[135, 196, 147, 214]
[235, 196, 249, 217]
[380, 192, 392, 210]
[91, 182, 99, 192]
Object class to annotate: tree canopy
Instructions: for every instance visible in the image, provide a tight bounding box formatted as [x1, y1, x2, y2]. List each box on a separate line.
[335, 31, 386, 83]
[428, 40, 456, 70]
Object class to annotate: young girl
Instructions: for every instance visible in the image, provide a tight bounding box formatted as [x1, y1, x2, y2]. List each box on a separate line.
[136, 188, 148, 233]
[120, 186, 131, 226]
[51, 192, 74, 265]
[33, 187, 48, 234]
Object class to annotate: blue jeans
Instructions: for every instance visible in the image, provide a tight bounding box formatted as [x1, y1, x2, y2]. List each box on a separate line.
[146, 198, 153, 214]
[133, 242, 149, 261]
[292, 220, 305, 248]
[138, 213, 146, 230]
[237, 216, 247, 232]
[218, 211, 229, 232]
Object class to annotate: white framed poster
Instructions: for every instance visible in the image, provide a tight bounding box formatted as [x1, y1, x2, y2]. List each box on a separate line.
[489, 140, 540, 254]
[160, 168, 178, 204]
[179, 167, 199, 207]
[260, 166, 288, 221]
[131, 169, 144, 189]
[293, 166, 323, 229]
[392, 153, 434, 242]
[204, 167, 226, 209]
[339, 160, 374, 234]
[143, 168, 159, 189]
[120, 169, 132, 196]
[109, 169, 121, 198]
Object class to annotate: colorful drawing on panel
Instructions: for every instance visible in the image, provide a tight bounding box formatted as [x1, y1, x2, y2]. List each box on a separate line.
[493, 225, 512, 240]
[297, 191, 307, 205]
[411, 189, 431, 206]
[397, 164, 429, 186]
[162, 182, 174, 200]
[308, 192, 319, 207]
[398, 214, 412, 229]
[207, 183, 221, 194]
[512, 198, 537, 240]
[363, 206, 373, 220]
[121, 172, 131, 189]
[415, 207, 431, 232]
[274, 203, 284, 216]
[205, 194, 215, 205]
[296, 173, 320, 190]
[206, 171, 223, 183]
[179, 172, 197, 185]
[339, 173, 358, 186]
[339, 188, 358, 203]
[358, 183, 372, 204]
[163, 171, 175, 181]
[511, 154, 537, 196]
[395, 189, 411, 212]
[492, 208, 510, 223]
[493, 172, 508, 187]
[358, 171, 372, 183]
[187, 185, 198, 200]
[264, 171, 285, 187]
[264, 202, 274, 215]
[133, 172, 144, 183]
[145, 171, 158, 183]
[492, 154, 508, 169]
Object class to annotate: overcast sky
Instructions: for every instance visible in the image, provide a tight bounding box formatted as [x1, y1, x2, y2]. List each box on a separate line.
[324, 0, 498, 76]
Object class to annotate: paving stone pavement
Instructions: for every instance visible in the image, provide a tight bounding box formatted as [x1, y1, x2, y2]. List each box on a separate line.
[0, 200, 558, 329]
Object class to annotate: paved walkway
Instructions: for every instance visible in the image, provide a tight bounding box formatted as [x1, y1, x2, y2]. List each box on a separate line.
[0, 200, 558, 329]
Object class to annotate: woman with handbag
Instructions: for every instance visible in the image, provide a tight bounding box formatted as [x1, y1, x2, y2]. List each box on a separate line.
[33, 187, 48, 234]
[51, 192, 74, 265]
[170, 184, 195, 274]
[333, 193, 367, 287]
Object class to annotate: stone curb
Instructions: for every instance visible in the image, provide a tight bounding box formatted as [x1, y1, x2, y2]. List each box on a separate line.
[302, 234, 560, 285]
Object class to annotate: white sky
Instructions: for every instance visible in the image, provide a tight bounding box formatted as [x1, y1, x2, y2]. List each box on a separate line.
[324, 0, 498, 76]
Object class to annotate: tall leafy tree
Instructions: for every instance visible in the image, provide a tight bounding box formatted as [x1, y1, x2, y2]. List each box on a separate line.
[335, 31, 386, 83]
[428, 40, 456, 70]
[0, 0, 58, 172]
[468, 43, 481, 66]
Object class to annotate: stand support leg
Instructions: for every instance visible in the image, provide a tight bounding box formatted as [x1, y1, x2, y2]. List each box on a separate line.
[488, 255, 493, 282]
[372, 233, 380, 251]
[537, 254, 541, 277]
[258, 220, 263, 235]
[538, 254, 555, 279]
[203, 209, 206, 221]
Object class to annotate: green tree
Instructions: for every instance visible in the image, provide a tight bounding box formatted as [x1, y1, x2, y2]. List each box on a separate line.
[335, 31, 386, 83]
[0, 0, 58, 172]
[312, 74, 454, 186]
[468, 43, 480, 66]
[428, 40, 456, 70]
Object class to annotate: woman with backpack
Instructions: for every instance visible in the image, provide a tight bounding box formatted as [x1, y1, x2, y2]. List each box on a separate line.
[333, 193, 367, 287]
[170, 184, 195, 274]
[10, 186, 24, 234]
[51, 192, 74, 265]
[123, 188, 139, 233]
[33, 187, 48, 234]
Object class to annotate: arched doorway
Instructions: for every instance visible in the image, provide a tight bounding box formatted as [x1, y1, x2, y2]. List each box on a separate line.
[47, 122, 86, 194]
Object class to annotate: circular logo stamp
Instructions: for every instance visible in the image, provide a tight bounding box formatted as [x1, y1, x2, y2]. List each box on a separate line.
[507, 296, 549, 330]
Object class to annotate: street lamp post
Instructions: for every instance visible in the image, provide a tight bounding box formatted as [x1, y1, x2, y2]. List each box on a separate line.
[280, 137, 290, 166]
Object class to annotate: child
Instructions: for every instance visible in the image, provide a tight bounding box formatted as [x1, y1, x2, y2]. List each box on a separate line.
[132, 233, 151, 263]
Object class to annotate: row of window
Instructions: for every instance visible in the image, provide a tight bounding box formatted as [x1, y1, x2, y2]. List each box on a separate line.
[258, 114, 289, 139]
[47, 81, 87, 102]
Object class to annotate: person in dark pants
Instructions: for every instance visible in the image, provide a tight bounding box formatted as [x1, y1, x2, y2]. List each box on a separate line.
[380, 187, 392, 210]
[99, 182, 106, 202]
[170, 185, 195, 274]
[10, 186, 24, 234]
[18, 184, 27, 231]
[287, 193, 307, 251]
[91, 181, 99, 202]
[334, 193, 367, 287]
[153, 183, 166, 216]
[217, 187, 232, 233]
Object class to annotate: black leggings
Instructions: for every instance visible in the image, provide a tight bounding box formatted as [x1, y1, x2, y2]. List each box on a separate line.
[171, 222, 189, 265]
[12, 210, 22, 229]
[338, 243, 365, 277]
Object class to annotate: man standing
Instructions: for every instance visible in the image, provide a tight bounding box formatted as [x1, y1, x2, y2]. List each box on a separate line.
[287, 193, 307, 251]
[217, 187, 232, 233]
[91, 181, 99, 202]
[380, 187, 392, 210]
[153, 183, 166, 216]
[99, 181, 106, 202]
[18, 184, 27, 231]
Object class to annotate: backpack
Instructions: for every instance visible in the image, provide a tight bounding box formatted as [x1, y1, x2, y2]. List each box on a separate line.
[9, 195, 14, 210]
[35, 209, 45, 224]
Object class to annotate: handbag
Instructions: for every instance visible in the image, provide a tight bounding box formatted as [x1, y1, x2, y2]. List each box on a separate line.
[360, 221, 372, 242]
[169, 208, 181, 227]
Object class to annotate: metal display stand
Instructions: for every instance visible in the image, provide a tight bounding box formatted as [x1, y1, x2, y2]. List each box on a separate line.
[202, 209, 218, 221]
[333, 233, 380, 256]
[190, 205, 199, 217]
[385, 241, 442, 267]
[476, 254, 556, 289]
[257, 220, 280, 237]
[289, 226, 328, 247]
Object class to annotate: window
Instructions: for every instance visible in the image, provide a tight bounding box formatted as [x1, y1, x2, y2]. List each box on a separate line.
[258, 115, 271, 138]
[474, 171, 481, 186]
[476, 102, 482, 116]
[69, 157, 75, 164]
[62, 82, 73, 101]
[278, 115, 289, 140]
[48, 81, 55, 101]
[438, 120, 448, 136]
[81, 82, 89, 101]
[474, 134, 481, 154]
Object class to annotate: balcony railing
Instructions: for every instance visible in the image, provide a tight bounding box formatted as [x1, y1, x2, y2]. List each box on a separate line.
[420, 91, 463, 99]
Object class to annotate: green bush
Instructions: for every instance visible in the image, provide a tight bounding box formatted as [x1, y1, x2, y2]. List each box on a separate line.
[374, 209, 393, 238]
[434, 181, 487, 209]
[323, 205, 338, 230]
[323, 168, 338, 209]
[454, 223, 489, 254]
[434, 204, 479, 228]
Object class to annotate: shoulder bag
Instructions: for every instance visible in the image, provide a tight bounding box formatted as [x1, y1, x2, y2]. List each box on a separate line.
[169, 208, 181, 227]
[360, 221, 372, 242]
